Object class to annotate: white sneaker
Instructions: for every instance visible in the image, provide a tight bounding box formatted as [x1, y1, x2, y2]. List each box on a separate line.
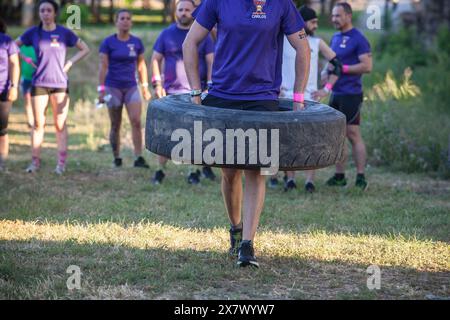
[26, 162, 39, 173]
[54, 164, 65, 175]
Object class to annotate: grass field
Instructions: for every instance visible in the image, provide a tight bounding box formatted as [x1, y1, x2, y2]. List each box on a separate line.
[0, 26, 449, 300]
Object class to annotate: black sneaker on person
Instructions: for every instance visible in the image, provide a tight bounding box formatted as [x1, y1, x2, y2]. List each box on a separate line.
[202, 166, 216, 181]
[229, 226, 242, 257]
[187, 170, 201, 185]
[284, 179, 297, 192]
[134, 156, 150, 169]
[151, 169, 165, 185]
[268, 177, 279, 188]
[355, 174, 369, 191]
[237, 240, 259, 268]
[305, 182, 316, 193]
[326, 174, 347, 187]
[113, 158, 123, 168]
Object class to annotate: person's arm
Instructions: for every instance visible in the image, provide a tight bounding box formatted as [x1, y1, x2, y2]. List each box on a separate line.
[343, 53, 372, 75]
[183, 21, 210, 105]
[64, 39, 90, 73]
[151, 51, 166, 99]
[286, 29, 311, 110]
[312, 39, 340, 101]
[8, 53, 20, 102]
[98, 53, 108, 102]
[205, 52, 214, 86]
[137, 53, 151, 101]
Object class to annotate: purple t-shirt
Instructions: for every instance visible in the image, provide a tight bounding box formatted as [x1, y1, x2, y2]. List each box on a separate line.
[0, 33, 19, 93]
[20, 25, 79, 89]
[99, 34, 145, 89]
[192, 2, 204, 19]
[196, 0, 305, 100]
[330, 28, 371, 95]
[153, 23, 214, 94]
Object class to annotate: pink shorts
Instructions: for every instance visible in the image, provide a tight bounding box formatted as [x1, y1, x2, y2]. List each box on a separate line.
[105, 86, 141, 108]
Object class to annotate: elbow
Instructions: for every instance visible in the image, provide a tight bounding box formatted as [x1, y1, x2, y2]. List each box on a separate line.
[365, 65, 372, 74]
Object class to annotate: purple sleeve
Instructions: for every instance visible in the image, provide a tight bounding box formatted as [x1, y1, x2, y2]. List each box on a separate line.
[138, 38, 145, 55]
[192, 2, 203, 19]
[99, 38, 110, 55]
[195, 0, 218, 31]
[356, 34, 371, 56]
[7, 37, 19, 56]
[281, 0, 305, 35]
[20, 27, 35, 46]
[65, 28, 79, 47]
[153, 32, 165, 54]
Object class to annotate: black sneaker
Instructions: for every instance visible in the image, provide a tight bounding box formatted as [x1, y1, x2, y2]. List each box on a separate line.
[355, 175, 369, 191]
[284, 179, 297, 192]
[134, 156, 150, 169]
[151, 170, 165, 185]
[229, 226, 242, 257]
[113, 158, 123, 168]
[187, 170, 201, 185]
[237, 240, 259, 268]
[202, 166, 216, 181]
[268, 177, 279, 188]
[305, 182, 316, 193]
[326, 174, 347, 187]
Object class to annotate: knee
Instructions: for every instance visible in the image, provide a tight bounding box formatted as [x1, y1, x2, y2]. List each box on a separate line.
[222, 169, 241, 184]
[33, 121, 45, 131]
[130, 117, 141, 129]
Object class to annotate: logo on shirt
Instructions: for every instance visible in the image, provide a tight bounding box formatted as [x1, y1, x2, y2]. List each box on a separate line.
[128, 44, 137, 57]
[252, 0, 267, 19]
[340, 36, 350, 48]
[50, 35, 60, 48]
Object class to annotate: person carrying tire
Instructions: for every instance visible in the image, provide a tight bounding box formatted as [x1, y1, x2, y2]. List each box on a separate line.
[271, 5, 341, 193]
[16, 0, 91, 175]
[183, 0, 310, 267]
[0, 19, 20, 172]
[314, 2, 372, 190]
[98, 9, 152, 169]
[150, 0, 215, 185]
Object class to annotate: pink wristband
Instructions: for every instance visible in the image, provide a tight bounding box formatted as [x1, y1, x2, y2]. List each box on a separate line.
[343, 64, 350, 74]
[23, 57, 33, 64]
[97, 85, 105, 92]
[152, 75, 162, 83]
[293, 92, 304, 103]
[325, 82, 333, 91]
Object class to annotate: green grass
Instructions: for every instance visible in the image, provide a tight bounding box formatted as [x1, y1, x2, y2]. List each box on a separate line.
[0, 26, 449, 300]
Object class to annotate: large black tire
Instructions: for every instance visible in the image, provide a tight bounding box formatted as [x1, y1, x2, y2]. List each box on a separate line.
[146, 94, 346, 171]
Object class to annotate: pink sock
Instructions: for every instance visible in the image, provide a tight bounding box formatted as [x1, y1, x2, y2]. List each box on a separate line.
[32, 156, 40, 167]
[58, 151, 67, 166]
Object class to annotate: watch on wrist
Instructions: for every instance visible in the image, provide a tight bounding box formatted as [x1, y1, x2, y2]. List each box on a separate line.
[190, 89, 202, 97]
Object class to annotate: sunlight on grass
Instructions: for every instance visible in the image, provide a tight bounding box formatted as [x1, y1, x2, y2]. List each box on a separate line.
[1, 220, 448, 273]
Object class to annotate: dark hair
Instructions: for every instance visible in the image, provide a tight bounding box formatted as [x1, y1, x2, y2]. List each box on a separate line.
[335, 2, 353, 15]
[38, 0, 59, 15]
[0, 18, 7, 34]
[115, 9, 132, 22]
[176, 0, 196, 8]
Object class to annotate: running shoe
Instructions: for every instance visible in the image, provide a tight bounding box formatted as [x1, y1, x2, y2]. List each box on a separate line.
[187, 170, 201, 185]
[326, 175, 347, 187]
[54, 164, 65, 175]
[151, 170, 165, 185]
[113, 158, 123, 168]
[237, 240, 259, 268]
[229, 226, 243, 257]
[284, 179, 297, 192]
[355, 175, 369, 191]
[134, 156, 149, 168]
[202, 166, 216, 181]
[268, 177, 279, 188]
[305, 182, 316, 193]
[26, 162, 40, 173]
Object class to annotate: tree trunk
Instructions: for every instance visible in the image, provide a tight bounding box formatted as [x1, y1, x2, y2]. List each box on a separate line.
[21, 0, 35, 27]
[109, 0, 115, 24]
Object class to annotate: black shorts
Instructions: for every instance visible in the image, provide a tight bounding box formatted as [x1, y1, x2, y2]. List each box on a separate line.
[202, 94, 279, 111]
[31, 86, 69, 97]
[329, 93, 363, 125]
[0, 89, 7, 102]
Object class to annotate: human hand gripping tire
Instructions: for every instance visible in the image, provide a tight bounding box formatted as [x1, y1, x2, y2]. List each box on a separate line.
[142, 86, 152, 101]
[191, 95, 201, 105]
[293, 101, 305, 111]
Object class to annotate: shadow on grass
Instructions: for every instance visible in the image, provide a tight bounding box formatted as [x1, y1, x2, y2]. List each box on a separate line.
[0, 239, 448, 300]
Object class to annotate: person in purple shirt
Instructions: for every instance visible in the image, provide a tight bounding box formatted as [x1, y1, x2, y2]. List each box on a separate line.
[150, 0, 215, 185]
[183, 0, 311, 267]
[16, 0, 90, 175]
[0, 19, 20, 172]
[315, 2, 372, 190]
[98, 9, 152, 169]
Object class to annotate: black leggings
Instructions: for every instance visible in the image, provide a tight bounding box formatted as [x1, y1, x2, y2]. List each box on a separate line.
[0, 101, 11, 136]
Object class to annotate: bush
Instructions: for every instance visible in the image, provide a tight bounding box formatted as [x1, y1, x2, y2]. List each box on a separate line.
[59, 4, 90, 27]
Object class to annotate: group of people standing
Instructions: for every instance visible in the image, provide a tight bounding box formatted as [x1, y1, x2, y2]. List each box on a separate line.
[0, 0, 372, 268]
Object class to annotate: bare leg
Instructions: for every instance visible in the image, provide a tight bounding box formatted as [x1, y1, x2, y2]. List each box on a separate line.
[31, 94, 50, 160]
[305, 170, 315, 183]
[108, 107, 122, 159]
[242, 170, 266, 241]
[0, 101, 12, 165]
[125, 101, 143, 157]
[221, 168, 243, 227]
[50, 93, 70, 156]
[347, 125, 367, 174]
[24, 93, 34, 128]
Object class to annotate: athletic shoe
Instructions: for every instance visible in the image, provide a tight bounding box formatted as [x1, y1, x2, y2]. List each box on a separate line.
[187, 170, 201, 185]
[305, 182, 316, 193]
[134, 156, 149, 169]
[355, 175, 369, 191]
[229, 226, 243, 257]
[237, 240, 259, 268]
[268, 177, 279, 188]
[202, 166, 216, 181]
[54, 164, 65, 175]
[284, 179, 297, 192]
[326, 175, 347, 187]
[26, 162, 40, 173]
[151, 170, 165, 185]
[113, 158, 123, 168]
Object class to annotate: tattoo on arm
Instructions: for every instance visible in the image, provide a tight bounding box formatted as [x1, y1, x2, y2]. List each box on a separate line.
[298, 29, 307, 40]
